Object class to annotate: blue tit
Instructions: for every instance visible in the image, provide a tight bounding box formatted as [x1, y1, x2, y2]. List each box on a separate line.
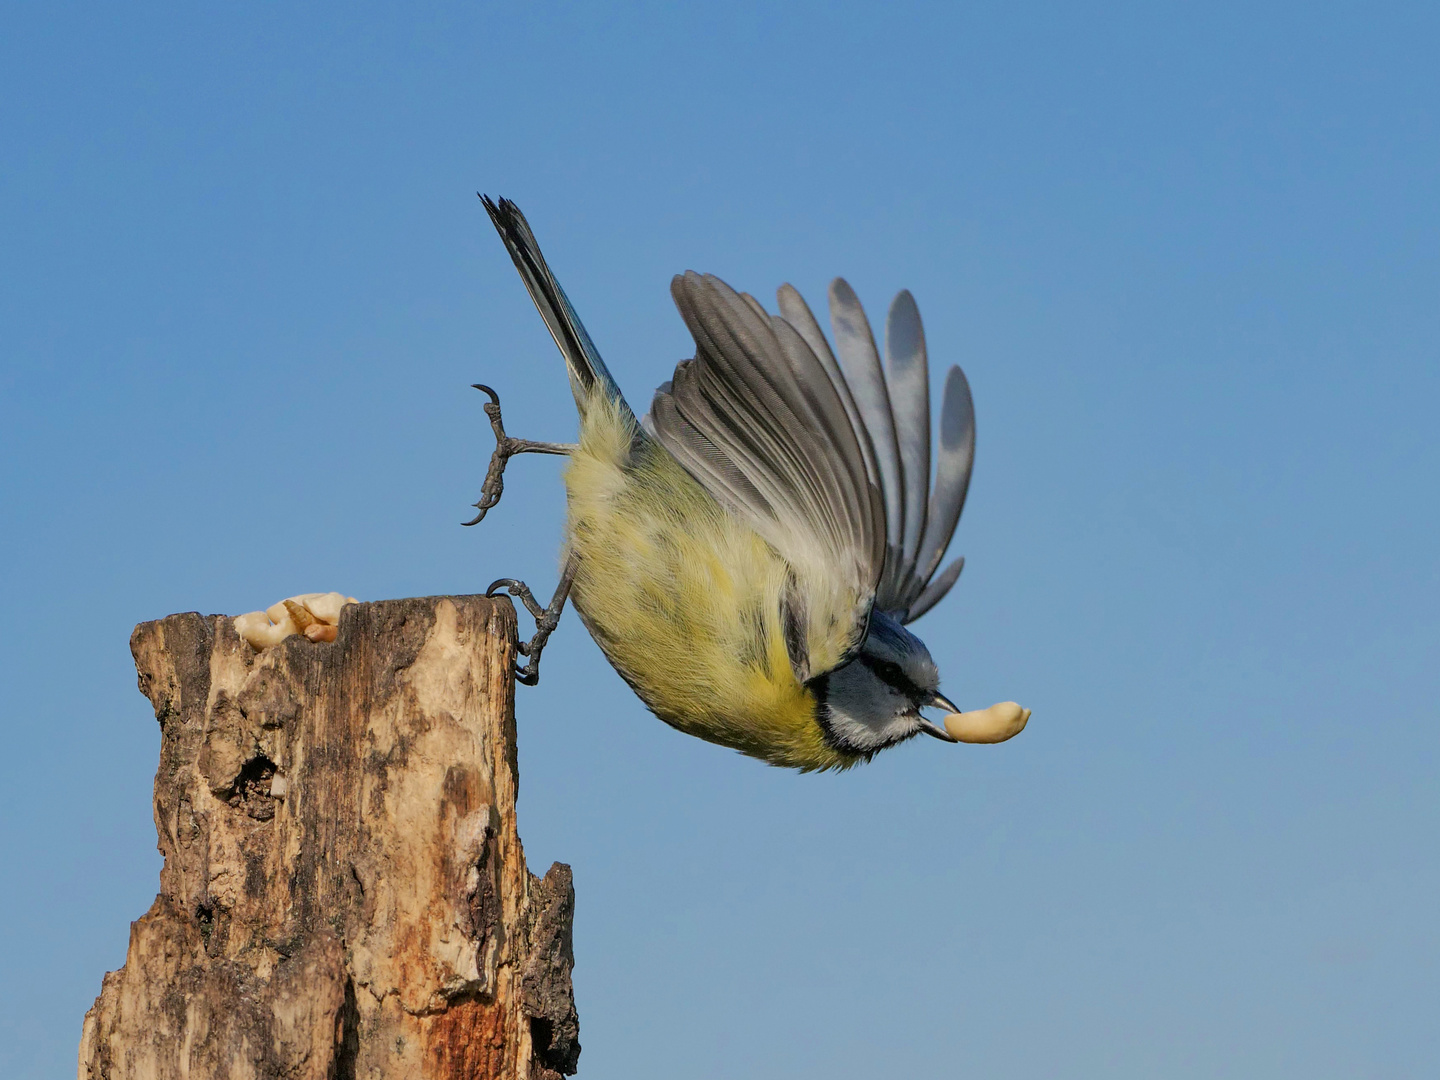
[471, 197, 1028, 771]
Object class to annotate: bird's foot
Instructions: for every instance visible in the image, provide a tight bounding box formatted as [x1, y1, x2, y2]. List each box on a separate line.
[486, 557, 577, 685]
[464, 384, 576, 526]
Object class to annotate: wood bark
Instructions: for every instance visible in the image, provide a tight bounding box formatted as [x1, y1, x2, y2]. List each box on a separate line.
[78, 595, 579, 1080]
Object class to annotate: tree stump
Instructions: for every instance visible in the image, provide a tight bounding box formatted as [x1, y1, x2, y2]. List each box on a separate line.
[78, 595, 579, 1080]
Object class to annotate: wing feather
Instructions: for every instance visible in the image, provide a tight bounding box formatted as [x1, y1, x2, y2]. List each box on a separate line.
[739, 291, 771, 322]
[828, 279, 905, 557]
[658, 273, 885, 605]
[907, 556, 965, 622]
[647, 272, 973, 666]
[775, 284, 881, 492]
[884, 289, 931, 602]
[911, 365, 975, 605]
[678, 288, 856, 555]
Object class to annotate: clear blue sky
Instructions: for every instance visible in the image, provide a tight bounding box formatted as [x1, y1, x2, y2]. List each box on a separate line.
[2, 3, 1437, 1076]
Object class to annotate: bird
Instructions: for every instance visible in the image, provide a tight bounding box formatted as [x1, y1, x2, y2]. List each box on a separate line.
[469, 196, 1028, 771]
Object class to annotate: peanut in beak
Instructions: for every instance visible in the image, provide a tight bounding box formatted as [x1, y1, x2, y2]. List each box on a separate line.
[942, 702, 1031, 744]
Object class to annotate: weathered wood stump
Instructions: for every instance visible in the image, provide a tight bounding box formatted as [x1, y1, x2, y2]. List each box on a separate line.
[78, 595, 579, 1080]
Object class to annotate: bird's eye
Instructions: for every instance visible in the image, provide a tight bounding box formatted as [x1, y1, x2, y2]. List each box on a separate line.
[877, 660, 905, 685]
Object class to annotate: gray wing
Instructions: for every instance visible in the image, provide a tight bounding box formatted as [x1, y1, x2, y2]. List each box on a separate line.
[906, 364, 975, 618]
[828, 280, 905, 561]
[779, 282, 975, 623]
[646, 273, 887, 667]
[647, 272, 974, 654]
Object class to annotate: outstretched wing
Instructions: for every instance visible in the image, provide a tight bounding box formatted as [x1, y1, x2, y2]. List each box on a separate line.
[645, 273, 887, 677]
[646, 273, 974, 677]
[778, 281, 975, 623]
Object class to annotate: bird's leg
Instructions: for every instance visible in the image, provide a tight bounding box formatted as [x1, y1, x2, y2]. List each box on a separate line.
[486, 555, 578, 686]
[463, 384, 577, 526]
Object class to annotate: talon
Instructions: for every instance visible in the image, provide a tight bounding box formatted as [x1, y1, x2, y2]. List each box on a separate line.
[483, 558, 577, 686]
[464, 384, 515, 527]
[463, 384, 576, 526]
[486, 578, 519, 598]
[487, 578, 546, 618]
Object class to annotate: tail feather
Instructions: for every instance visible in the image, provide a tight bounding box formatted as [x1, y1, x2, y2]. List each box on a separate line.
[480, 195, 630, 416]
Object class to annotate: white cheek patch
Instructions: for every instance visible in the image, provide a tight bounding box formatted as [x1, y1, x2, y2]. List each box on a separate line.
[824, 663, 921, 753]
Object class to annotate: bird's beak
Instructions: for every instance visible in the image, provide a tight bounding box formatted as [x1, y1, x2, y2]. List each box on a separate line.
[918, 718, 959, 742]
[917, 691, 961, 741]
[929, 691, 960, 714]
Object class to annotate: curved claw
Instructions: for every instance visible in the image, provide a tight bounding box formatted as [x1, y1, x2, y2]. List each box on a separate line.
[463, 385, 509, 526]
[463, 502, 500, 528]
[486, 577, 547, 619]
[463, 384, 576, 526]
[484, 559, 577, 686]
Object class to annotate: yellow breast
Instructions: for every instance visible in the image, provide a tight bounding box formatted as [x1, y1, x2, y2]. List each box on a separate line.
[561, 394, 857, 771]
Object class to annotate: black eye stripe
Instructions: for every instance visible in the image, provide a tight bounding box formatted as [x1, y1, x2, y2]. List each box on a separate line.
[861, 655, 917, 695]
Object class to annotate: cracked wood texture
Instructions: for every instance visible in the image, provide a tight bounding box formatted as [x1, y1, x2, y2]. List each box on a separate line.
[78, 595, 579, 1080]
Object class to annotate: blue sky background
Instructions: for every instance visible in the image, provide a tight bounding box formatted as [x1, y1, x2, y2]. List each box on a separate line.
[3, 2, 1437, 1076]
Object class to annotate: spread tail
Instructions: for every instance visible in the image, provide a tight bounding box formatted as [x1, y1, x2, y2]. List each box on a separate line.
[481, 195, 630, 416]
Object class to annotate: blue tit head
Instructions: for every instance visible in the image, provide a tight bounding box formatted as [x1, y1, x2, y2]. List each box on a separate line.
[811, 610, 958, 759]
